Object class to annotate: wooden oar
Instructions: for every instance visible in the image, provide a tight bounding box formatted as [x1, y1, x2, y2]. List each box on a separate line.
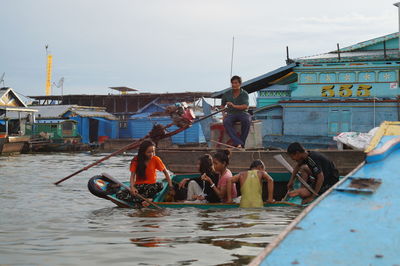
[54, 108, 226, 186]
[102, 172, 163, 210]
[273, 154, 319, 197]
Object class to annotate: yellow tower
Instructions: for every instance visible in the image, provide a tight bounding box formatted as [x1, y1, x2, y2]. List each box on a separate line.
[45, 46, 53, 96]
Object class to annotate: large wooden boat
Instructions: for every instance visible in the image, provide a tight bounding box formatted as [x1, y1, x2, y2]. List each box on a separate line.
[157, 148, 364, 175]
[0, 135, 30, 155]
[250, 121, 400, 265]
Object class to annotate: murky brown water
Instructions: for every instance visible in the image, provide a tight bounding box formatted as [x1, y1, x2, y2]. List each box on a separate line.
[0, 153, 301, 265]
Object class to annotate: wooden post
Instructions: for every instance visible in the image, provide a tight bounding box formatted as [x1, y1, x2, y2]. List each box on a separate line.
[383, 40, 387, 59]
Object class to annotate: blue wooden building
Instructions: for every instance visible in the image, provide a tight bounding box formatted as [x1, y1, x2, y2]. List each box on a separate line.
[32, 105, 119, 144]
[214, 32, 400, 148]
[128, 99, 206, 145]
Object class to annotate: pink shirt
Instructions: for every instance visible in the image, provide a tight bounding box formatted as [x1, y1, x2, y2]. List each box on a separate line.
[218, 169, 237, 200]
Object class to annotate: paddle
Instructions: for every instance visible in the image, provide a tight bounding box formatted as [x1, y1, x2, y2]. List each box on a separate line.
[273, 154, 319, 197]
[54, 108, 226, 185]
[102, 172, 163, 210]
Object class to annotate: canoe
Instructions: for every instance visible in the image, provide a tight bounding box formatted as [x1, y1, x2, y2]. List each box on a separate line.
[250, 121, 400, 265]
[87, 172, 302, 209]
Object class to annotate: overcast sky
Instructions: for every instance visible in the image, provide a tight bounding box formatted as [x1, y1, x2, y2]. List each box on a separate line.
[1, 0, 399, 97]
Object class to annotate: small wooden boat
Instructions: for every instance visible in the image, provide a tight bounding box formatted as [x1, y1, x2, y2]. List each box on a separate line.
[87, 172, 302, 209]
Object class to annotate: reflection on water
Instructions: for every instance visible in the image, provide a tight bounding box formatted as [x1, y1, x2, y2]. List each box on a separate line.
[0, 153, 301, 265]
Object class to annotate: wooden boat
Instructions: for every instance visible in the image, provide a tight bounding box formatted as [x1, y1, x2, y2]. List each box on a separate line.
[87, 172, 302, 209]
[250, 121, 400, 265]
[156, 148, 364, 176]
[0, 135, 30, 155]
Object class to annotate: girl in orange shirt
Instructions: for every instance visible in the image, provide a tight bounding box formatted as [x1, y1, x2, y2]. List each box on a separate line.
[128, 140, 174, 207]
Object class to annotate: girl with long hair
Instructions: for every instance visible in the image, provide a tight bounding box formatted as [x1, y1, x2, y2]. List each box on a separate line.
[128, 140, 174, 207]
[178, 154, 220, 203]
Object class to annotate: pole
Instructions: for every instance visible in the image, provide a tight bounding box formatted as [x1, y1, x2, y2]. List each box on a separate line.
[394, 2, 400, 55]
[230, 36, 235, 77]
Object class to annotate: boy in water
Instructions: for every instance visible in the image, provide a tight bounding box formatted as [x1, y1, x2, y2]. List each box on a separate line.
[226, 160, 275, 208]
[286, 142, 339, 204]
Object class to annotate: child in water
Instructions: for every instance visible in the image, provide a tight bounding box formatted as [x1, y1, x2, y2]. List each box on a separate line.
[227, 160, 275, 208]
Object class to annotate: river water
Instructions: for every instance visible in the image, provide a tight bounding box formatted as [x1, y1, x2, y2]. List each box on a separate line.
[0, 153, 301, 266]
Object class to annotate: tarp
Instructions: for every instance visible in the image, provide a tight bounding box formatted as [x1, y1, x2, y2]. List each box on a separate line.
[333, 127, 379, 150]
[200, 98, 213, 142]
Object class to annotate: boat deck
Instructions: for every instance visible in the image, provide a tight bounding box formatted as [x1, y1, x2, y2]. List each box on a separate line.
[252, 122, 400, 265]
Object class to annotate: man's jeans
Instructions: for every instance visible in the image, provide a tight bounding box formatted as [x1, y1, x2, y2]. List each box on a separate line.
[223, 112, 251, 147]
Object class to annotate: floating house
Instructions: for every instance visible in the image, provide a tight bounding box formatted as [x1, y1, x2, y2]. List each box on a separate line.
[29, 91, 212, 145]
[213, 33, 400, 148]
[0, 87, 37, 154]
[29, 105, 118, 144]
[129, 99, 206, 145]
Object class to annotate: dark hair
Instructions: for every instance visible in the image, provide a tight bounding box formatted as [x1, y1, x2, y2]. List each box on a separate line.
[287, 142, 305, 155]
[136, 140, 156, 180]
[230, 75, 242, 84]
[249, 159, 265, 170]
[213, 149, 231, 166]
[198, 154, 214, 174]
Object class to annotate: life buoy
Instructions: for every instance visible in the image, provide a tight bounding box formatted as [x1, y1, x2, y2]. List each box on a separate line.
[87, 175, 118, 198]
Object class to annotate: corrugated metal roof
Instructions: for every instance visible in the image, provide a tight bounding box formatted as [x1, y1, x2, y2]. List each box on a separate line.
[29, 105, 117, 120]
[33, 105, 76, 118]
[339, 32, 399, 52]
[211, 63, 297, 98]
[0, 87, 28, 108]
[297, 49, 399, 63]
[72, 109, 116, 119]
[35, 119, 76, 124]
[296, 32, 400, 63]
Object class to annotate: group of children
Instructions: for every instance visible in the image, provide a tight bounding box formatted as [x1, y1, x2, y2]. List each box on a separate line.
[125, 140, 339, 207]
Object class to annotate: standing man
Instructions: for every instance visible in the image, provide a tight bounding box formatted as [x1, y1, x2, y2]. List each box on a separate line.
[221, 76, 251, 148]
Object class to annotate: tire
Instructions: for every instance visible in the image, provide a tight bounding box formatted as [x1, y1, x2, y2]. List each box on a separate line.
[87, 175, 117, 199]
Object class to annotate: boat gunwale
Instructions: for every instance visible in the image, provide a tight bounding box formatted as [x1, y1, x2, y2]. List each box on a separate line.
[249, 161, 366, 266]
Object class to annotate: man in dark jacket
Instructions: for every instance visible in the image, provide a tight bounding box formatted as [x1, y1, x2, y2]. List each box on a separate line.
[286, 142, 339, 204]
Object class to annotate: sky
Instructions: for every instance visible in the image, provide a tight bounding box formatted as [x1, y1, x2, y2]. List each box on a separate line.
[1, 0, 399, 97]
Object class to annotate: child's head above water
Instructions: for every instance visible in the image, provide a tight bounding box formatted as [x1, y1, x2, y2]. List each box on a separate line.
[249, 159, 265, 171]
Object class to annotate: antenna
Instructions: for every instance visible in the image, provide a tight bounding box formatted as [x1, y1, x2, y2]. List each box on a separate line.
[0, 72, 5, 87]
[230, 36, 235, 78]
[53, 77, 65, 101]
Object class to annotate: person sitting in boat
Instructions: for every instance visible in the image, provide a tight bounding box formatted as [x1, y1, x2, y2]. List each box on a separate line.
[226, 160, 275, 207]
[178, 154, 221, 203]
[286, 142, 339, 204]
[221, 75, 251, 149]
[200, 150, 237, 202]
[129, 140, 174, 207]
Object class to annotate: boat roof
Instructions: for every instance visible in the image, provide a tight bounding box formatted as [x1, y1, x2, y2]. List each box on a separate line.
[252, 121, 400, 265]
[211, 63, 297, 98]
[296, 32, 400, 63]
